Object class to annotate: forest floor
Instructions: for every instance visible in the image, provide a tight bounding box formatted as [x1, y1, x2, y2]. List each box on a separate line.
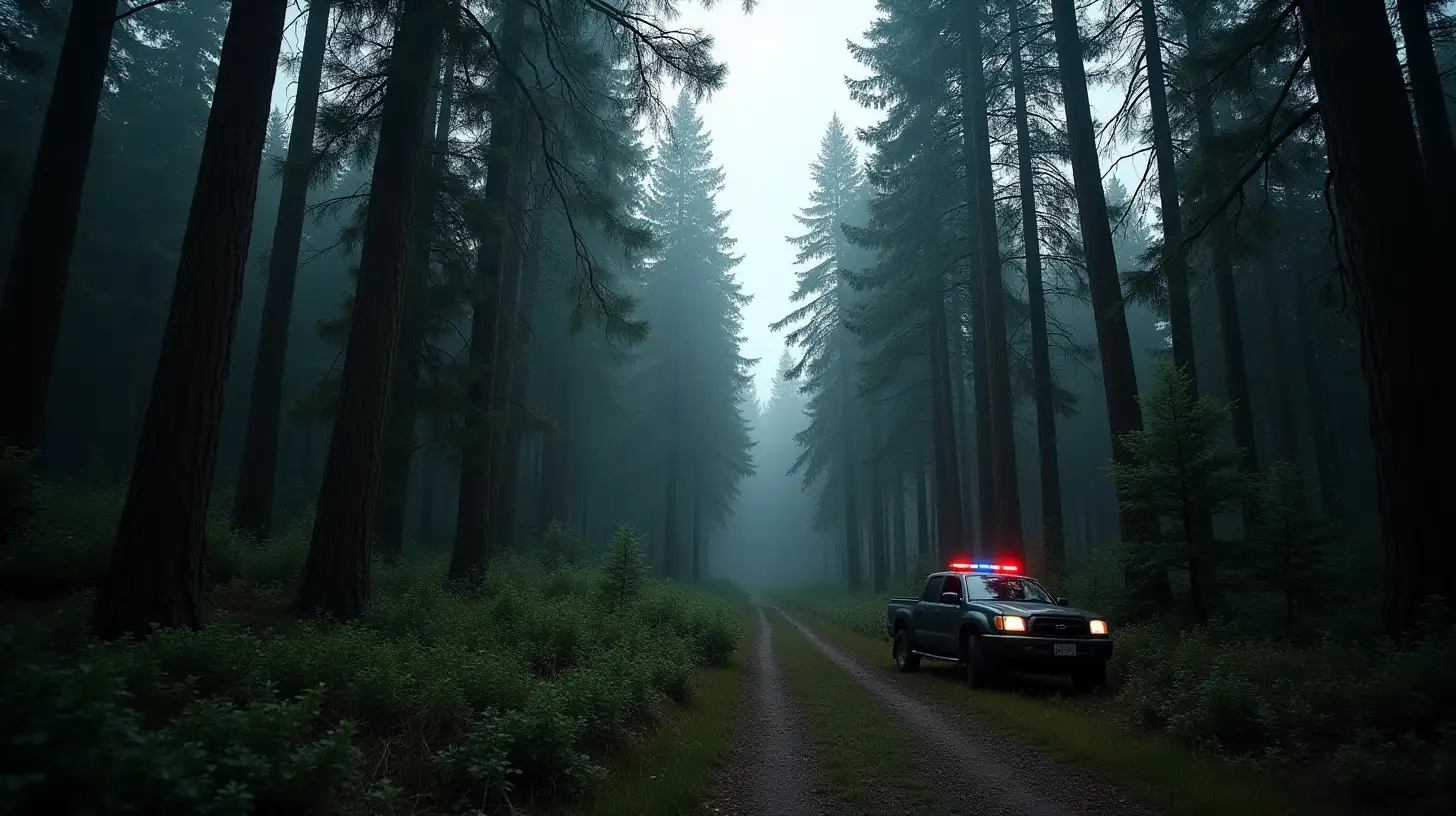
[687, 604, 1342, 816]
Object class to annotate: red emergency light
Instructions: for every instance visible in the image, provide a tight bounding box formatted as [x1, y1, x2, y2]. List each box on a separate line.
[949, 561, 1019, 573]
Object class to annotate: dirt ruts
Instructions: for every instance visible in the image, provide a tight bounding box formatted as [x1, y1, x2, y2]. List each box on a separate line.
[696, 607, 829, 816]
[773, 607, 1156, 816]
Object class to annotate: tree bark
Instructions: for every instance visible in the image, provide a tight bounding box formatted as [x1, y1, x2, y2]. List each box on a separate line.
[1139, 0, 1198, 387]
[232, 0, 333, 537]
[1296, 290, 1341, 518]
[891, 465, 908, 580]
[869, 402, 889, 593]
[490, 226, 542, 551]
[1008, 0, 1064, 569]
[375, 30, 456, 559]
[927, 289, 966, 563]
[1301, 0, 1452, 642]
[296, 0, 447, 617]
[480, 159, 537, 556]
[837, 345, 864, 590]
[0, 0, 118, 452]
[915, 458, 931, 558]
[1261, 263, 1298, 461]
[1185, 2, 1259, 525]
[91, 0, 287, 639]
[949, 285, 985, 549]
[1050, 0, 1168, 607]
[1395, 0, 1456, 216]
[450, 0, 527, 582]
[963, 0, 1024, 557]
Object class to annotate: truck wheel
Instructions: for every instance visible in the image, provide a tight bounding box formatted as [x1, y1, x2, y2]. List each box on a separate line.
[961, 632, 1000, 690]
[1072, 663, 1108, 692]
[893, 629, 921, 672]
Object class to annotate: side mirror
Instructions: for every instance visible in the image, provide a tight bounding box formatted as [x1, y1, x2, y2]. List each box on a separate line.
[1056, 597, 1069, 607]
[940, 591, 962, 605]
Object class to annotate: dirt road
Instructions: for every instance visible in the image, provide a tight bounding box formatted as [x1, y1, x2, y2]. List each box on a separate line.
[704, 605, 1155, 816]
[697, 608, 830, 816]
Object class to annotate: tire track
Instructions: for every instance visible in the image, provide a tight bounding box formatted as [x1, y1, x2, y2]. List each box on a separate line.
[773, 607, 1155, 816]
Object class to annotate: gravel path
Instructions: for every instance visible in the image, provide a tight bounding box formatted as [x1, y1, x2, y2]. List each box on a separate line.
[697, 607, 829, 816]
[774, 608, 1158, 816]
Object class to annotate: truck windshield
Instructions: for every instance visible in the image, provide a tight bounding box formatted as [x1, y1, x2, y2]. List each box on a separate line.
[962, 575, 1054, 603]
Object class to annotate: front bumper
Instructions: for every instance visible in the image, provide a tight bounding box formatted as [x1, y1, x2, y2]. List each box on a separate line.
[979, 634, 1112, 673]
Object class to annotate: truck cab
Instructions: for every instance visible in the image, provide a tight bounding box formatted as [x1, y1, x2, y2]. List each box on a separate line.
[885, 561, 1113, 690]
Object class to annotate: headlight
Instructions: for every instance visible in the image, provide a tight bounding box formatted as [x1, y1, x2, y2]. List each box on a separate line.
[993, 615, 1027, 632]
[1089, 619, 1109, 636]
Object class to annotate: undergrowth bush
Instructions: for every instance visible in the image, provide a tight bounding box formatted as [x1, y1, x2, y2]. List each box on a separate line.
[0, 481, 746, 815]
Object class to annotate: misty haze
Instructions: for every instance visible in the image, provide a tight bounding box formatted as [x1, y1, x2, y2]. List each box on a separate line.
[1, 0, 1452, 814]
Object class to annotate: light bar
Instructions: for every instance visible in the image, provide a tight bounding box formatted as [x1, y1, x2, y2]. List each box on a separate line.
[949, 562, 1020, 573]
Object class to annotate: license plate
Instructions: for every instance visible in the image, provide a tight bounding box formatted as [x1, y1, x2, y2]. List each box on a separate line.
[1053, 643, 1077, 657]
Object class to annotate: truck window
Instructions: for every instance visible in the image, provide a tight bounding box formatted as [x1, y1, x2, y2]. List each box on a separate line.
[962, 575, 1055, 603]
[942, 574, 963, 598]
[920, 576, 945, 602]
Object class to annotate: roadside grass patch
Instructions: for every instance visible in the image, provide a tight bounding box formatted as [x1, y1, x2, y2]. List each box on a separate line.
[0, 480, 746, 814]
[784, 596, 1349, 816]
[766, 608, 957, 816]
[578, 613, 752, 816]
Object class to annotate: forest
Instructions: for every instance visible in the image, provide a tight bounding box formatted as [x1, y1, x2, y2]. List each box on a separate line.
[0, 0, 1453, 814]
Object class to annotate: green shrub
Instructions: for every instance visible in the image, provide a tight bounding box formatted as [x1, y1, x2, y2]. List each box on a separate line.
[0, 481, 746, 814]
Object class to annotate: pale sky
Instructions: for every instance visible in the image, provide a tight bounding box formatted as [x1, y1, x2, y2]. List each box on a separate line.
[269, 1, 1137, 407]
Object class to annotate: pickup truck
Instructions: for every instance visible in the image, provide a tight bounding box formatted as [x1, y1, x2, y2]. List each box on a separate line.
[886, 561, 1112, 690]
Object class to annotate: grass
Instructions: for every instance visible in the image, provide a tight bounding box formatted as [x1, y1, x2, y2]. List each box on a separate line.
[577, 616, 751, 816]
[784, 601, 1349, 816]
[765, 608, 957, 816]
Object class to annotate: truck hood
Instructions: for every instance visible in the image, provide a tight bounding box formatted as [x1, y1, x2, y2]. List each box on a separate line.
[979, 600, 1102, 619]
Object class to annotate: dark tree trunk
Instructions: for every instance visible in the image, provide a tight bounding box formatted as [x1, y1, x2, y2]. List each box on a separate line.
[892, 465, 908, 580]
[837, 346, 864, 591]
[416, 442, 437, 545]
[963, 0, 1023, 556]
[1395, 0, 1456, 214]
[232, 0, 332, 537]
[1008, 0, 1064, 569]
[0, 0, 118, 452]
[928, 290, 966, 563]
[537, 356, 572, 535]
[1050, 0, 1169, 607]
[491, 232, 542, 550]
[91, 0, 287, 640]
[1140, 0, 1198, 386]
[869, 404, 889, 593]
[1301, 0, 1452, 642]
[450, 0, 526, 582]
[297, 0, 447, 617]
[1296, 291, 1341, 518]
[663, 431, 681, 578]
[375, 34, 455, 559]
[480, 164, 536, 556]
[1185, 4, 1259, 525]
[949, 286, 983, 549]
[1261, 263, 1299, 461]
[915, 460, 930, 558]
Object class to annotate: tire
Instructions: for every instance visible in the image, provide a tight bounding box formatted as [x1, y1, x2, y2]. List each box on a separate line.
[960, 632, 1000, 689]
[893, 628, 921, 672]
[1072, 662, 1108, 692]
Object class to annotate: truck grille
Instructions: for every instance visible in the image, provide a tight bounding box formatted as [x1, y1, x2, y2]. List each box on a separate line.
[1029, 616, 1089, 637]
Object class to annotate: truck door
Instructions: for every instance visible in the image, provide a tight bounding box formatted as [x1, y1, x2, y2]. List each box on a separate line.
[915, 575, 947, 653]
[937, 573, 965, 653]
